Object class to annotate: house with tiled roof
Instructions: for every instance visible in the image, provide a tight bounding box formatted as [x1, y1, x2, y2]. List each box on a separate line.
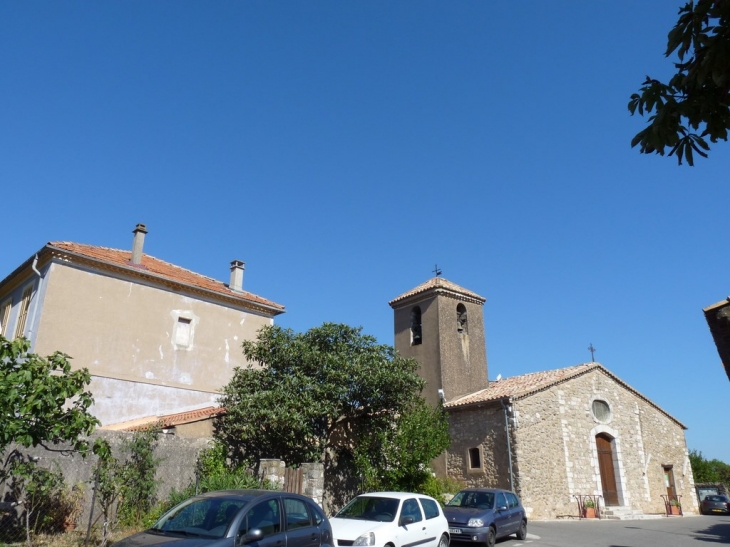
[0, 224, 284, 427]
[390, 277, 697, 521]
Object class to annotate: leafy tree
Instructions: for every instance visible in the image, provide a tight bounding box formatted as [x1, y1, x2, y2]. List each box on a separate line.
[117, 426, 161, 526]
[215, 323, 445, 499]
[354, 398, 450, 495]
[689, 449, 730, 483]
[0, 336, 99, 454]
[629, 0, 730, 165]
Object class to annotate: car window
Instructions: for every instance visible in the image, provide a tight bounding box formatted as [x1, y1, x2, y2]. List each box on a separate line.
[308, 500, 326, 525]
[506, 493, 519, 509]
[419, 498, 440, 520]
[284, 497, 312, 530]
[401, 498, 423, 523]
[337, 496, 398, 522]
[446, 491, 494, 509]
[496, 493, 508, 509]
[240, 499, 281, 538]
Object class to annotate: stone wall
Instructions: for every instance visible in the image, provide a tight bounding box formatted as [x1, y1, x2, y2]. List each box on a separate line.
[446, 368, 697, 521]
[512, 368, 696, 520]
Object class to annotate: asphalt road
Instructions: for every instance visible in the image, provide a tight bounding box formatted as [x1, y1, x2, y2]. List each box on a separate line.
[500, 515, 730, 547]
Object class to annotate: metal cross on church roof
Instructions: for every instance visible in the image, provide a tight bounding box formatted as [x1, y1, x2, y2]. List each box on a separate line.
[433, 264, 442, 277]
[588, 343, 596, 362]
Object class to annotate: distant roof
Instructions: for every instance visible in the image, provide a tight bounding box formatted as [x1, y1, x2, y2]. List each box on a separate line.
[102, 406, 225, 432]
[44, 241, 285, 315]
[389, 277, 486, 308]
[445, 362, 686, 429]
[703, 298, 730, 382]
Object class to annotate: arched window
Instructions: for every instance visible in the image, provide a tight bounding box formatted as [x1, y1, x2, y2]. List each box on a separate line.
[411, 306, 422, 345]
[457, 303, 468, 334]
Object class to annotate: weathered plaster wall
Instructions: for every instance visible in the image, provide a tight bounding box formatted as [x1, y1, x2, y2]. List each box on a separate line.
[34, 261, 274, 424]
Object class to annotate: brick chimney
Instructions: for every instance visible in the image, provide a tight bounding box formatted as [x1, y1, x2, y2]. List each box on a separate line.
[229, 260, 245, 292]
[131, 223, 148, 265]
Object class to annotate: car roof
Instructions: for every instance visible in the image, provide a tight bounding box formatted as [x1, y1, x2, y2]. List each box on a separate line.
[195, 489, 278, 501]
[357, 492, 436, 500]
[456, 488, 513, 494]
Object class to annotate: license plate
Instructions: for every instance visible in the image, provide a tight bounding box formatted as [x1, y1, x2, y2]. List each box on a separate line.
[449, 528, 462, 534]
[713, 509, 723, 512]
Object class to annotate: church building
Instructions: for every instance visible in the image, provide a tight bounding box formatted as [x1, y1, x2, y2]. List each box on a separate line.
[390, 277, 697, 520]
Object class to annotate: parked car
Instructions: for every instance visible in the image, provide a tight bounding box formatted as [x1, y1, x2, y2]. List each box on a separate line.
[443, 488, 526, 547]
[114, 489, 333, 546]
[700, 494, 730, 515]
[330, 492, 449, 547]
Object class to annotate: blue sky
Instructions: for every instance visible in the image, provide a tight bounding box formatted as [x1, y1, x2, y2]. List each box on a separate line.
[2, 2, 728, 461]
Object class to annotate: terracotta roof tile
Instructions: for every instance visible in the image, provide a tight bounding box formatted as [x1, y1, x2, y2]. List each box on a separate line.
[104, 406, 225, 431]
[389, 277, 486, 307]
[47, 242, 284, 313]
[445, 362, 686, 428]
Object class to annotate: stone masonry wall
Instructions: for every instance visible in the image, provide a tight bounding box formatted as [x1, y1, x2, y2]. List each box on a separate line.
[512, 368, 696, 520]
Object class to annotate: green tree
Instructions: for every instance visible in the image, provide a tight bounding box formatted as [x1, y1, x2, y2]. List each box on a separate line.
[629, 0, 730, 165]
[215, 323, 446, 494]
[0, 336, 99, 454]
[689, 449, 730, 483]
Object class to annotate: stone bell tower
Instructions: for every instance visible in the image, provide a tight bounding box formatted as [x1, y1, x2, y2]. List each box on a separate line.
[389, 276, 488, 408]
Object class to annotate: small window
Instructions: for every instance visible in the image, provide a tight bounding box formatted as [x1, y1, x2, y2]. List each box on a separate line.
[174, 317, 193, 348]
[419, 498, 440, 520]
[14, 285, 33, 339]
[411, 306, 422, 346]
[468, 447, 482, 469]
[457, 303, 468, 334]
[592, 399, 611, 423]
[401, 499, 423, 523]
[284, 498, 312, 530]
[0, 299, 11, 337]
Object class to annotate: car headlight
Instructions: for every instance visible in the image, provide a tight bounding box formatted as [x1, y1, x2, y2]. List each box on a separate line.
[353, 532, 375, 546]
[467, 518, 484, 527]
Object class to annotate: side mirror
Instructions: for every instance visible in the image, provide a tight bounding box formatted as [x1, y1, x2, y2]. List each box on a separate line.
[400, 516, 414, 526]
[239, 528, 264, 545]
[497, 505, 508, 512]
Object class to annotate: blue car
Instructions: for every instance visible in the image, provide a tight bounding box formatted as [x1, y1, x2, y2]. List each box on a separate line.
[443, 488, 526, 547]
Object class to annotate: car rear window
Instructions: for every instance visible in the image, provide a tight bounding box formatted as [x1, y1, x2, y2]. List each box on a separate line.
[419, 498, 440, 520]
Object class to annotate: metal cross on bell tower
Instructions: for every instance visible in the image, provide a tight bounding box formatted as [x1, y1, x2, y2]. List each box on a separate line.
[588, 343, 596, 362]
[433, 264, 442, 277]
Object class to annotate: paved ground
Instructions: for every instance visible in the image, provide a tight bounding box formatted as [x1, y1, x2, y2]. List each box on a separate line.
[494, 514, 730, 547]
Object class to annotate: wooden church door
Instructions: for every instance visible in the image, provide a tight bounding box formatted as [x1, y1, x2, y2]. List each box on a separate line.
[596, 434, 619, 506]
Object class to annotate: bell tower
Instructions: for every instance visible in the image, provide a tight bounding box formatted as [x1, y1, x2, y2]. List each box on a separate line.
[389, 277, 488, 408]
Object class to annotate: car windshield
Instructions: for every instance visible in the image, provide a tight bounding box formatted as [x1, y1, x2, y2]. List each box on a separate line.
[336, 496, 399, 522]
[151, 496, 247, 539]
[446, 491, 495, 509]
[706, 495, 729, 502]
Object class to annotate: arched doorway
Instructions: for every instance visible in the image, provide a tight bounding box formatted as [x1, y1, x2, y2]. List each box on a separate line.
[596, 433, 619, 506]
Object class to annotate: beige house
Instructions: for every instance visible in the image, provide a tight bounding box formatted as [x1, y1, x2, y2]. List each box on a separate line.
[0, 224, 284, 427]
[390, 277, 696, 520]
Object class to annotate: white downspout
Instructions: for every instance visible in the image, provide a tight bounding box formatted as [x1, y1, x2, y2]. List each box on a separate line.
[26, 254, 43, 345]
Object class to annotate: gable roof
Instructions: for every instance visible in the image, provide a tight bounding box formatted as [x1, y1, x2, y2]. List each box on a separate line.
[41, 241, 285, 315]
[102, 406, 225, 432]
[445, 362, 686, 429]
[389, 277, 486, 308]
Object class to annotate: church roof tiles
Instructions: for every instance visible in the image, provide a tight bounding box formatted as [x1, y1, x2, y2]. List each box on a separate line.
[389, 277, 486, 307]
[445, 362, 686, 428]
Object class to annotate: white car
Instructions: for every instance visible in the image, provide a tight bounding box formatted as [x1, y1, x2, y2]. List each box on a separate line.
[330, 492, 449, 547]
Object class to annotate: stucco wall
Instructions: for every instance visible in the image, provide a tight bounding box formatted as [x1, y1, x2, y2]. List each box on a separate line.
[34, 261, 274, 425]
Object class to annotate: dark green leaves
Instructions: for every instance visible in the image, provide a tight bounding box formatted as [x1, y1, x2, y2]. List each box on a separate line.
[630, 0, 730, 165]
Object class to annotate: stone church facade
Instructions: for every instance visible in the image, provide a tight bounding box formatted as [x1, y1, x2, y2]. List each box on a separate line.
[390, 277, 697, 521]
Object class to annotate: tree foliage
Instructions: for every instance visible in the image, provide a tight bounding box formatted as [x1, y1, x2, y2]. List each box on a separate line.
[629, 0, 730, 165]
[0, 336, 99, 454]
[215, 323, 445, 484]
[689, 449, 730, 483]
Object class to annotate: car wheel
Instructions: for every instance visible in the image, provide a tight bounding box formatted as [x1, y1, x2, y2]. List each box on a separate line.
[485, 526, 496, 547]
[438, 533, 449, 547]
[516, 520, 527, 540]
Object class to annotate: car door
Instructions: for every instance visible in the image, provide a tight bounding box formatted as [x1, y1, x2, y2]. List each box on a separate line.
[398, 498, 427, 547]
[283, 496, 322, 547]
[237, 498, 286, 547]
[417, 497, 444, 547]
[505, 493, 521, 534]
[493, 492, 511, 538]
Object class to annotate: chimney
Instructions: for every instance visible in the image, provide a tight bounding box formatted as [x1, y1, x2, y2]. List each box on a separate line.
[229, 260, 245, 292]
[131, 223, 148, 265]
